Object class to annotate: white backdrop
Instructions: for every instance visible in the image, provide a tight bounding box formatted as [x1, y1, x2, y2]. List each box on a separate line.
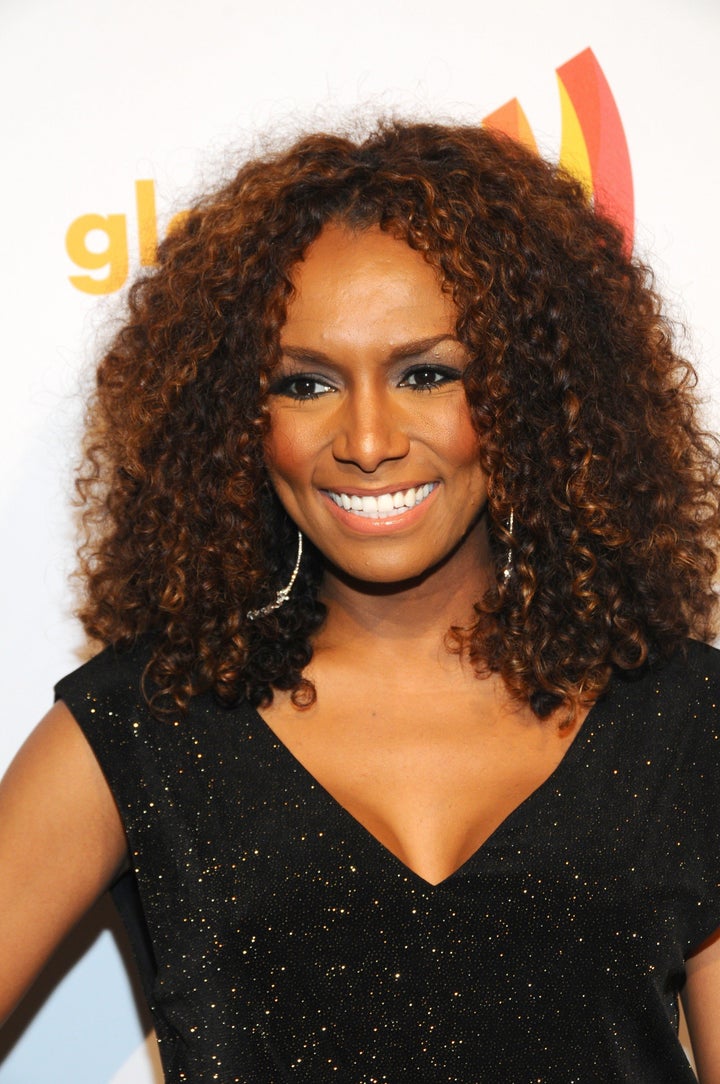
[1, 0, 718, 1079]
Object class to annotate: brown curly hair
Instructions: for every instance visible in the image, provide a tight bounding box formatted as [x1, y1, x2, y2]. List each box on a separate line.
[76, 119, 720, 718]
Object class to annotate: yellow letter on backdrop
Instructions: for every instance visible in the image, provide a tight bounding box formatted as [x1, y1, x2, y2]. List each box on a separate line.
[66, 213, 129, 295]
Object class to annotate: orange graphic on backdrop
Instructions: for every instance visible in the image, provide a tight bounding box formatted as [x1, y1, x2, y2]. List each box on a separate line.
[66, 47, 634, 294]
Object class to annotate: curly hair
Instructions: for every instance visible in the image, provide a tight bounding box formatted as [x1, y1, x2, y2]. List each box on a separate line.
[76, 119, 720, 719]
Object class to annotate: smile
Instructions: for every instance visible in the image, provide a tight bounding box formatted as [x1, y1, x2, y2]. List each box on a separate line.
[325, 483, 437, 519]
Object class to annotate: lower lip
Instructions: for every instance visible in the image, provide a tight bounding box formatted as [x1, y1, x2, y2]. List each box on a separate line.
[320, 486, 440, 534]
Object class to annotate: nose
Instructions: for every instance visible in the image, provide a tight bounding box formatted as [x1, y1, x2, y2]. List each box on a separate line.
[331, 388, 410, 473]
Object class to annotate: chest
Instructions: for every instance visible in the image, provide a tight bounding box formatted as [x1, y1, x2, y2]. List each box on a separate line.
[139, 693, 687, 1008]
[257, 687, 581, 885]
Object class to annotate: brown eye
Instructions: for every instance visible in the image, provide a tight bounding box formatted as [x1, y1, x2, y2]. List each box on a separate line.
[401, 365, 461, 390]
[269, 374, 333, 400]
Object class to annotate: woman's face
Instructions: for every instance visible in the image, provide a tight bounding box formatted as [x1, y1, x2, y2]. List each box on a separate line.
[265, 224, 490, 588]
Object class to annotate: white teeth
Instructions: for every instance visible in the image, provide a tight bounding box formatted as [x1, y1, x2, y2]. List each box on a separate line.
[326, 484, 436, 518]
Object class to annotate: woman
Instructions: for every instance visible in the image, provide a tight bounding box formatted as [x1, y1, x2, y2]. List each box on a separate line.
[1, 121, 720, 1081]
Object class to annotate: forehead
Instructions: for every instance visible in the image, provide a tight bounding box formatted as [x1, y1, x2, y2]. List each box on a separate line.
[282, 225, 457, 353]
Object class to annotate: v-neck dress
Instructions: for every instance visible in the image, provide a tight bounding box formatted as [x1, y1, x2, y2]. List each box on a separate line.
[55, 639, 720, 1083]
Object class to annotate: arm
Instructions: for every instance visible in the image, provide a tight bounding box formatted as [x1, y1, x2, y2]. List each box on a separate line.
[0, 701, 128, 1025]
[683, 927, 720, 1084]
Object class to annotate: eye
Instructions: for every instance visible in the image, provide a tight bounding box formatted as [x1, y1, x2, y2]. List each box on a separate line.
[269, 373, 334, 400]
[400, 364, 462, 391]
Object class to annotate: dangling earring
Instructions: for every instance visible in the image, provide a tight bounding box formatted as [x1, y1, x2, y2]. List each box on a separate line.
[247, 530, 303, 620]
[502, 509, 514, 582]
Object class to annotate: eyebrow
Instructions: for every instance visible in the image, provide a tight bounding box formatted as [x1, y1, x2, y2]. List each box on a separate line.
[279, 334, 462, 365]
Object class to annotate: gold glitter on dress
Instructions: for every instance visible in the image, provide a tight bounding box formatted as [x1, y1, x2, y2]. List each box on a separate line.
[55, 638, 720, 1082]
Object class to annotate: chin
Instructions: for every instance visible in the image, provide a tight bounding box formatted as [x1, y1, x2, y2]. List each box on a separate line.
[325, 553, 458, 592]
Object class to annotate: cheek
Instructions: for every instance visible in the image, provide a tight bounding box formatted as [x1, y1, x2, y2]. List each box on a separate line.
[435, 405, 487, 505]
[433, 402, 482, 468]
[263, 450, 302, 524]
[264, 411, 309, 487]
[263, 416, 331, 528]
[264, 438, 292, 489]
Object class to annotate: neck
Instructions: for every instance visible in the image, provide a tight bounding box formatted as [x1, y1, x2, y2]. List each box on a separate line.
[316, 527, 494, 660]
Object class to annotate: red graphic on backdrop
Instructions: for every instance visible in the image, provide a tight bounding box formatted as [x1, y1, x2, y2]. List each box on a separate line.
[557, 50, 634, 242]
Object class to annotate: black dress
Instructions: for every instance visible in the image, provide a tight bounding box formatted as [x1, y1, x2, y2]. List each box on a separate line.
[55, 639, 720, 1082]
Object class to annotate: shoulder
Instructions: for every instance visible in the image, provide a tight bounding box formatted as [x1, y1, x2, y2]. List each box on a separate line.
[602, 639, 720, 771]
[641, 639, 720, 781]
[54, 638, 254, 784]
[671, 636, 720, 678]
[650, 638, 720, 717]
[612, 638, 720, 715]
[54, 638, 158, 767]
[55, 637, 152, 711]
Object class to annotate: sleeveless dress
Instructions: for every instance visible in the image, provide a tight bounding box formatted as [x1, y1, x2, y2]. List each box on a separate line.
[55, 639, 720, 1083]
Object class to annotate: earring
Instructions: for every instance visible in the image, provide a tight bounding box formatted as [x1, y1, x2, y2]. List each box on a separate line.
[247, 530, 303, 620]
[502, 509, 514, 582]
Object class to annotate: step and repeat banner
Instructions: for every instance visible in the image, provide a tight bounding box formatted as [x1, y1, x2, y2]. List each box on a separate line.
[1, 0, 718, 1079]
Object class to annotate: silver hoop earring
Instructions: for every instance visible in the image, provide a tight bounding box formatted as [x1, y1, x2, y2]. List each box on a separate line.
[502, 509, 514, 582]
[247, 530, 303, 620]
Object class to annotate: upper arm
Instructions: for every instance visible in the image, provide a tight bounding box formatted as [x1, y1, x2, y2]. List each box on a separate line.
[683, 927, 720, 1084]
[0, 700, 128, 1025]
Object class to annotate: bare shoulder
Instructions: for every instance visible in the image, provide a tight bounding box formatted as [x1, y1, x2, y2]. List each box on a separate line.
[0, 701, 128, 1024]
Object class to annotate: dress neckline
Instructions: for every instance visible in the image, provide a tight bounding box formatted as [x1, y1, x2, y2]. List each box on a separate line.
[249, 677, 614, 888]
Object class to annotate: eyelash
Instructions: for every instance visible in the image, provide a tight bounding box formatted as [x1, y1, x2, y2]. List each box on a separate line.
[267, 374, 329, 400]
[400, 365, 462, 392]
[270, 365, 463, 401]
